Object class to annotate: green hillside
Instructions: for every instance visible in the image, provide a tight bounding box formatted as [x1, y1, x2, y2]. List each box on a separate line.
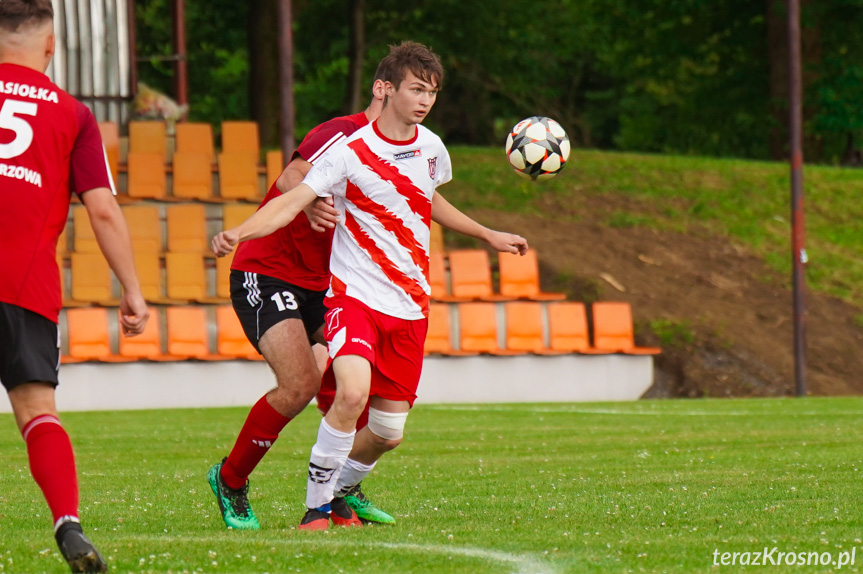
[445, 147, 863, 307]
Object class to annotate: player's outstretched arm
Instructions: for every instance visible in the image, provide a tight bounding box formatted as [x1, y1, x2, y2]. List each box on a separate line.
[81, 187, 150, 336]
[431, 192, 529, 255]
[277, 157, 340, 232]
[212, 184, 319, 256]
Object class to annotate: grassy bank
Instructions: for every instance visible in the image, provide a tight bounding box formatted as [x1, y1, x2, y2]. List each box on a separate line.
[445, 147, 863, 305]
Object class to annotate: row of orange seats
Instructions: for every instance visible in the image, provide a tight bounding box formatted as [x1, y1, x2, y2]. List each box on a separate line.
[58, 203, 260, 306]
[61, 306, 259, 363]
[98, 120, 282, 202]
[428, 301, 660, 356]
[58, 250, 229, 307]
[60, 301, 659, 364]
[58, 247, 559, 309]
[431, 249, 564, 302]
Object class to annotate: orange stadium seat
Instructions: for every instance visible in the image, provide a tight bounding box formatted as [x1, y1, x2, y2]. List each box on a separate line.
[97, 121, 120, 185]
[117, 309, 183, 361]
[58, 253, 86, 308]
[448, 249, 513, 301]
[172, 151, 214, 200]
[70, 252, 117, 305]
[266, 149, 284, 187]
[131, 249, 183, 304]
[424, 303, 473, 355]
[216, 305, 261, 360]
[457, 303, 521, 355]
[63, 308, 133, 363]
[175, 122, 215, 164]
[132, 249, 162, 302]
[590, 302, 661, 355]
[221, 121, 260, 159]
[166, 306, 230, 360]
[165, 252, 212, 302]
[72, 207, 99, 253]
[57, 221, 70, 256]
[504, 302, 550, 354]
[547, 302, 593, 353]
[430, 221, 444, 254]
[222, 203, 258, 229]
[166, 204, 208, 253]
[429, 251, 448, 301]
[126, 152, 167, 199]
[122, 205, 161, 254]
[215, 253, 234, 300]
[218, 152, 259, 200]
[499, 251, 566, 301]
[128, 120, 167, 158]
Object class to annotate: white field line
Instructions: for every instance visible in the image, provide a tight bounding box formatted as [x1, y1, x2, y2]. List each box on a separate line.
[425, 405, 862, 417]
[123, 534, 559, 574]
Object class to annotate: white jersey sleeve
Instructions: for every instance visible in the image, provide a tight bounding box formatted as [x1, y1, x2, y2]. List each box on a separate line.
[434, 145, 453, 189]
[301, 149, 348, 199]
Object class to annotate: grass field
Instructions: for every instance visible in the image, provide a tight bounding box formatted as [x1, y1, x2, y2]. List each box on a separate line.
[3, 397, 863, 573]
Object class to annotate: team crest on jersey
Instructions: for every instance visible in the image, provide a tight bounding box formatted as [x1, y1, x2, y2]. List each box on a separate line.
[428, 157, 437, 179]
[394, 149, 421, 161]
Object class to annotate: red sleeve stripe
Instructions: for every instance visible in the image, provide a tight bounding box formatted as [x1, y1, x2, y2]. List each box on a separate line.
[308, 132, 347, 164]
[343, 211, 428, 312]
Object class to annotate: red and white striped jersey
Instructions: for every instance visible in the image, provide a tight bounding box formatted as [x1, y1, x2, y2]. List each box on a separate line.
[302, 121, 452, 320]
[230, 111, 368, 290]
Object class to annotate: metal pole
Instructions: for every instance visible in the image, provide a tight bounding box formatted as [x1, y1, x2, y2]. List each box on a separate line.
[787, 0, 807, 396]
[277, 0, 295, 164]
[174, 0, 188, 106]
[128, 0, 137, 97]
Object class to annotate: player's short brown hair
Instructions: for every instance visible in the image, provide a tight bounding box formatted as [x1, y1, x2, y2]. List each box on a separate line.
[380, 41, 444, 91]
[0, 0, 54, 33]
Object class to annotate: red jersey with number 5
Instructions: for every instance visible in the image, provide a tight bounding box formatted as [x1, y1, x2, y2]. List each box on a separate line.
[230, 112, 369, 291]
[0, 63, 114, 322]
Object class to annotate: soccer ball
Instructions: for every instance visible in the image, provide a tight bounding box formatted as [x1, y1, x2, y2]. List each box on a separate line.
[505, 116, 571, 181]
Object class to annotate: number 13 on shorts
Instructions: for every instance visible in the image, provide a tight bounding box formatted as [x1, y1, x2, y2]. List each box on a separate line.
[270, 290, 298, 311]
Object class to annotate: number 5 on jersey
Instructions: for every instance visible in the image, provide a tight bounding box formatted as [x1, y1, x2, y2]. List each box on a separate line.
[270, 290, 298, 311]
[0, 100, 38, 159]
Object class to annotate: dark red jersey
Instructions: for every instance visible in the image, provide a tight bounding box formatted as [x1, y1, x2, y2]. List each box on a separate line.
[0, 63, 113, 323]
[230, 112, 369, 291]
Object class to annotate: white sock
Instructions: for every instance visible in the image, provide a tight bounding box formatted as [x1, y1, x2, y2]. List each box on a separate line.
[335, 458, 376, 497]
[305, 419, 355, 510]
[53, 515, 80, 532]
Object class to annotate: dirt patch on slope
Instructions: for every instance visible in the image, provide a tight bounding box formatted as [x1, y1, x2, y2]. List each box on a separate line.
[463, 206, 863, 398]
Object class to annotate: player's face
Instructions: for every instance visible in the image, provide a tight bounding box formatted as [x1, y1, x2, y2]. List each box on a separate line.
[387, 70, 438, 125]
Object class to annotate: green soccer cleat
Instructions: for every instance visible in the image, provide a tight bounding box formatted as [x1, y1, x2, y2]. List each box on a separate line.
[343, 483, 395, 525]
[208, 458, 260, 530]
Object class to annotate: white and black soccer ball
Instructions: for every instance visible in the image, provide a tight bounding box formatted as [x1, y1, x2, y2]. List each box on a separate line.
[505, 116, 571, 181]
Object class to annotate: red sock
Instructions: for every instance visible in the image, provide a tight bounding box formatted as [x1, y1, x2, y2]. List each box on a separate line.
[22, 415, 79, 528]
[221, 396, 291, 489]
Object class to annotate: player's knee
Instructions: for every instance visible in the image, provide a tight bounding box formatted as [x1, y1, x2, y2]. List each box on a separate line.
[334, 388, 369, 418]
[372, 433, 402, 452]
[367, 408, 408, 451]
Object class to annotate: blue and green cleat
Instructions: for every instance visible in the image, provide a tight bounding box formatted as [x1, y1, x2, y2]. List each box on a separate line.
[208, 458, 260, 530]
[343, 483, 395, 525]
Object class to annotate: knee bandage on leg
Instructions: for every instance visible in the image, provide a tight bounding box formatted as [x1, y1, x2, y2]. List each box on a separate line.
[366, 408, 408, 441]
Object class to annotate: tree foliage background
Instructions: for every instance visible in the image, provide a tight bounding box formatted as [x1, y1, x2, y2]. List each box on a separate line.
[135, 0, 863, 164]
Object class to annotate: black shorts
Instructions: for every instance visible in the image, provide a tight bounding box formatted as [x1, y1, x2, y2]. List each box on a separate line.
[229, 270, 328, 353]
[0, 302, 60, 392]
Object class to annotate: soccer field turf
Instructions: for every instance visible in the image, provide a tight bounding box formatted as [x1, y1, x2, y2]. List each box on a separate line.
[2, 397, 863, 573]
